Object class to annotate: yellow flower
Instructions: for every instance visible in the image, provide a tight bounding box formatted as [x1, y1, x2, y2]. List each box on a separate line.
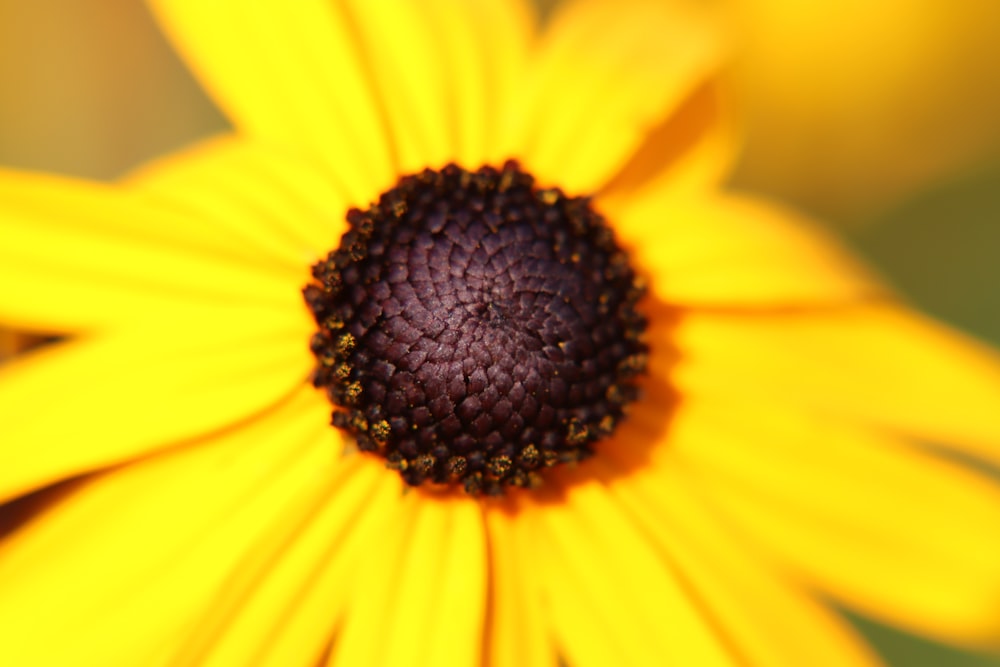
[1, 1, 1000, 665]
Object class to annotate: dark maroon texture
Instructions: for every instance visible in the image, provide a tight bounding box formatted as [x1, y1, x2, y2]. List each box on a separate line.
[305, 162, 647, 495]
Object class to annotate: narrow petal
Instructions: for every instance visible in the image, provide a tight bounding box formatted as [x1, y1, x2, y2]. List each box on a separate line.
[671, 304, 1000, 466]
[330, 493, 488, 667]
[0, 169, 301, 331]
[608, 192, 881, 307]
[332, 1, 452, 173]
[663, 396, 1000, 646]
[147, 0, 397, 200]
[484, 506, 558, 667]
[525, 479, 737, 667]
[168, 457, 399, 667]
[416, 0, 537, 168]
[0, 386, 340, 666]
[126, 136, 352, 270]
[599, 452, 885, 667]
[0, 305, 314, 502]
[502, 0, 722, 194]
[340, 0, 536, 172]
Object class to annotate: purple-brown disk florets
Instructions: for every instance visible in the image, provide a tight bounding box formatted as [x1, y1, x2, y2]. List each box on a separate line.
[304, 162, 647, 495]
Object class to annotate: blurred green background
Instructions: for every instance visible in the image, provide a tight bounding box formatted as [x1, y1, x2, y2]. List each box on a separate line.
[1, 1, 998, 665]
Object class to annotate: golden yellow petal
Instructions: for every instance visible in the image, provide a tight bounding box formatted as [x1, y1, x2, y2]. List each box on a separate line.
[332, 1, 451, 174]
[126, 135, 351, 268]
[484, 506, 558, 667]
[421, 498, 489, 667]
[147, 0, 396, 201]
[0, 305, 314, 502]
[598, 454, 886, 667]
[671, 304, 1000, 466]
[339, 0, 535, 173]
[502, 0, 722, 195]
[609, 192, 881, 306]
[169, 457, 398, 667]
[664, 395, 1000, 646]
[0, 169, 300, 332]
[0, 386, 340, 666]
[526, 478, 736, 666]
[599, 81, 739, 204]
[419, 0, 537, 168]
[330, 493, 487, 667]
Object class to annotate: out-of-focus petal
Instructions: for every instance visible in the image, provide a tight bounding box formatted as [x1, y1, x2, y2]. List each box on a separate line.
[610, 193, 881, 306]
[671, 304, 1000, 467]
[663, 395, 1000, 645]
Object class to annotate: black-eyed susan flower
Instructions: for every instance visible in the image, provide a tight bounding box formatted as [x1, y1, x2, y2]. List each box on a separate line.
[2, 1, 1000, 665]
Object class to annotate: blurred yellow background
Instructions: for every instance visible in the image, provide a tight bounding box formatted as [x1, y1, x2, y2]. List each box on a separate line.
[1, 1, 998, 665]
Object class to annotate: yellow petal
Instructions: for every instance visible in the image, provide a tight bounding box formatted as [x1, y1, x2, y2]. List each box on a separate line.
[526, 478, 736, 667]
[0, 304, 314, 502]
[0, 169, 301, 332]
[671, 304, 1000, 466]
[503, 0, 722, 194]
[609, 192, 881, 306]
[340, 0, 535, 173]
[598, 453, 885, 667]
[332, 1, 451, 174]
[0, 386, 340, 666]
[330, 493, 488, 667]
[126, 135, 351, 269]
[147, 0, 396, 201]
[168, 456, 398, 667]
[484, 505, 558, 667]
[599, 81, 739, 203]
[664, 395, 1000, 646]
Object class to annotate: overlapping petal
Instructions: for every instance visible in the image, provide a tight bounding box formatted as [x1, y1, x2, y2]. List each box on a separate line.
[662, 395, 1000, 645]
[126, 136, 352, 268]
[609, 191, 882, 306]
[599, 81, 739, 203]
[0, 304, 314, 503]
[337, 0, 536, 172]
[0, 169, 302, 332]
[597, 455, 885, 667]
[0, 387, 340, 665]
[330, 493, 488, 667]
[501, 0, 723, 195]
[146, 0, 395, 200]
[167, 456, 399, 667]
[522, 479, 736, 666]
[670, 304, 1000, 466]
[484, 507, 557, 667]
[148, 0, 535, 202]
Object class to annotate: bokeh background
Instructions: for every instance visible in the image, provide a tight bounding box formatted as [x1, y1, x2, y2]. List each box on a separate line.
[1, 1, 998, 665]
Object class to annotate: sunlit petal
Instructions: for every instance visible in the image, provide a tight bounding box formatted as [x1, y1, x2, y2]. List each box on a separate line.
[664, 395, 1000, 646]
[672, 304, 1000, 466]
[0, 387, 340, 666]
[503, 0, 723, 194]
[148, 0, 396, 201]
[0, 169, 299, 331]
[0, 305, 314, 502]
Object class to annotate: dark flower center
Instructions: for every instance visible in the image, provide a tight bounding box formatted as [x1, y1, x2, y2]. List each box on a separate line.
[304, 162, 647, 495]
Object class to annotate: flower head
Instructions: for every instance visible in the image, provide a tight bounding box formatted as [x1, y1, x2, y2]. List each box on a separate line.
[1, 1, 1000, 666]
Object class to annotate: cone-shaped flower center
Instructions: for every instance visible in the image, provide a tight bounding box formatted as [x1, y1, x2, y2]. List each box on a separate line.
[305, 162, 647, 495]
